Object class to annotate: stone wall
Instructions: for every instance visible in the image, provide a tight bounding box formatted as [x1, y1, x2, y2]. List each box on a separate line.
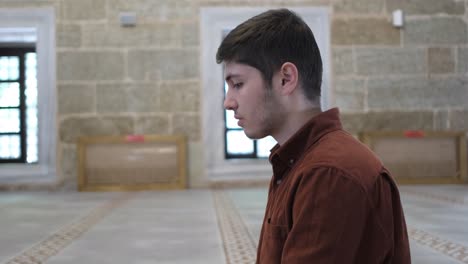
[1, 0, 467, 188]
[333, 0, 468, 134]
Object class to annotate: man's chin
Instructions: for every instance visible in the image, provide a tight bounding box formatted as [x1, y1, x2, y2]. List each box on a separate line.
[243, 130, 267, 140]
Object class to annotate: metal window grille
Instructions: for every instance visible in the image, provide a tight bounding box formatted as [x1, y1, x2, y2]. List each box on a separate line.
[0, 47, 37, 163]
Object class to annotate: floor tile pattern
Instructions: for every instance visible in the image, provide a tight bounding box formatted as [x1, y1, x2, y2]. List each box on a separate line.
[409, 227, 468, 263]
[401, 185, 468, 263]
[212, 191, 257, 264]
[4, 193, 133, 264]
[45, 191, 225, 264]
[1, 185, 468, 264]
[216, 186, 468, 264]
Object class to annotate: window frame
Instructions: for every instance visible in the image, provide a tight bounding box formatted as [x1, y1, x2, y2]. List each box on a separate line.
[0, 8, 57, 183]
[0, 46, 35, 163]
[224, 128, 258, 159]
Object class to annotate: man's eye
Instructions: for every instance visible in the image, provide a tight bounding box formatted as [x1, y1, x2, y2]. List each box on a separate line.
[233, 82, 243, 89]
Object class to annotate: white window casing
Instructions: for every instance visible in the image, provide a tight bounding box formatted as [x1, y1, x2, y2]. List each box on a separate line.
[0, 8, 57, 184]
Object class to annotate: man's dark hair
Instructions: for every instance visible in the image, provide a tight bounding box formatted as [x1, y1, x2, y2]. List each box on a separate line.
[216, 8, 322, 102]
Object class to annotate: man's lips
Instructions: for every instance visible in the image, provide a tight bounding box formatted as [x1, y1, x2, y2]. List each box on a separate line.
[234, 115, 244, 126]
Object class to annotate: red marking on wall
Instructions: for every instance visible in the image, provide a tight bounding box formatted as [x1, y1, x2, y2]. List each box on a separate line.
[125, 135, 145, 142]
[404, 130, 425, 138]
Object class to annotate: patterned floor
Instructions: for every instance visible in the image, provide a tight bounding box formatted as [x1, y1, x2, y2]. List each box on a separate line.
[1, 185, 468, 263]
[217, 185, 468, 264]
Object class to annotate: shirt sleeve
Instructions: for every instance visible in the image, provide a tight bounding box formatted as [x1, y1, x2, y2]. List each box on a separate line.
[281, 166, 369, 263]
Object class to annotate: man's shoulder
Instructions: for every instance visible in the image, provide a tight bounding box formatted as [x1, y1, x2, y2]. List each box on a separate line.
[298, 130, 384, 187]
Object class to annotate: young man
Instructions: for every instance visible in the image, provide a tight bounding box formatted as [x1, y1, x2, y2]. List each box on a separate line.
[216, 8, 411, 264]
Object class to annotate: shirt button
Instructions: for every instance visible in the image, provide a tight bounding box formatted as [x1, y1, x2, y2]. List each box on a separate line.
[289, 158, 295, 165]
[276, 179, 282, 185]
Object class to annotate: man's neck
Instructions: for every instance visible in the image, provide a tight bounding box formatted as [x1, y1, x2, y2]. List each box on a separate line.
[273, 108, 322, 145]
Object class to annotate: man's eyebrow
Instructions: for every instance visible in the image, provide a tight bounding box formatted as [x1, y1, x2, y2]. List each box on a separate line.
[225, 74, 241, 82]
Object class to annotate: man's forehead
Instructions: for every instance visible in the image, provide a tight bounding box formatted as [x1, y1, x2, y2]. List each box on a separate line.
[223, 62, 255, 79]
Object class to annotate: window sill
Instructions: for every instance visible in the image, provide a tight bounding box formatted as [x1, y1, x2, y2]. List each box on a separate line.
[0, 164, 57, 184]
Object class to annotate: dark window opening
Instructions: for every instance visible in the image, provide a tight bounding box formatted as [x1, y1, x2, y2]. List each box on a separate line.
[0, 46, 37, 164]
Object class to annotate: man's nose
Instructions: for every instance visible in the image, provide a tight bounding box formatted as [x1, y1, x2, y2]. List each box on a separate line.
[223, 92, 237, 110]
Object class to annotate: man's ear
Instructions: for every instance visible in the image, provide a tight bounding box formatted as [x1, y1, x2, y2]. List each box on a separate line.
[278, 62, 299, 95]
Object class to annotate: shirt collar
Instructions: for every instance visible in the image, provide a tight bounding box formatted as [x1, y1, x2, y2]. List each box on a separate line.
[269, 108, 343, 168]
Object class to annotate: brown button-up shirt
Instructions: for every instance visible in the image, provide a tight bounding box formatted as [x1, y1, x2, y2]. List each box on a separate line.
[256, 108, 411, 264]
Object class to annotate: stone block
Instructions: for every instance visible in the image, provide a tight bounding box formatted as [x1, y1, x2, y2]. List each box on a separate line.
[335, 78, 366, 111]
[57, 51, 125, 81]
[60, 116, 134, 143]
[96, 83, 159, 113]
[334, 0, 384, 14]
[332, 18, 400, 45]
[81, 24, 179, 48]
[356, 48, 426, 75]
[335, 77, 366, 93]
[340, 113, 366, 133]
[341, 111, 433, 133]
[197, 0, 332, 5]
[433, 110, 450, 130]
[128, 50, 198, 80]
[332, 48, 354, 76]
[0, 0, 61, 20]
[404, 18, 467, 45]
[58, 84, 95, 114]
[57, 24, 81, 48]
[368, 77, 468, 110]
[449, 110, 468, 131]
[365, 111, 433, 130]
[182, 22, 199, 47]
[0, 0, 57, 5]
[186, 141, 206, 188]
[107, 0, 196, 24]
[134, 115, 170, 135]
[59, 144, 77, 186]
[62, 0, 106, 20]
[386, 0, 465, 15]
[172, 114, 200, 141]
[335, 93, 365, 112]
[428, 47, 455, 74]
[160, 81, 199, 112]
[458, 47, 468, 74]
